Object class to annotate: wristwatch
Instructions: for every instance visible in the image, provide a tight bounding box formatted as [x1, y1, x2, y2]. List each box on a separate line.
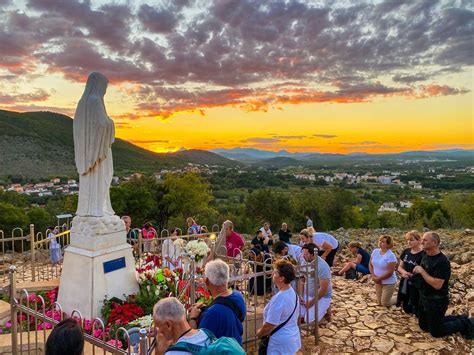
[190, 317, 199, 322]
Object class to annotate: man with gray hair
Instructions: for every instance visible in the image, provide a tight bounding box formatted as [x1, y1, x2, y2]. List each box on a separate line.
[152, 297, 212, 354]
[215, 220, 244, 257]
[413, 232, 473, 339]
[188, 259, 246, 345]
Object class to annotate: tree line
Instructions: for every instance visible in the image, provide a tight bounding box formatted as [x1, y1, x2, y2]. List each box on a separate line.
[0, 173, 473, 235]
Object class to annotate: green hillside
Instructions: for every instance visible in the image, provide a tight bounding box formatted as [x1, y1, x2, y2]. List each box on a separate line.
[0, 110, 236, 178]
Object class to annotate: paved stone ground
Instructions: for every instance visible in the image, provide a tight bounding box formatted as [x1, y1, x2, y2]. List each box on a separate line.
[298, 261, 473, 354]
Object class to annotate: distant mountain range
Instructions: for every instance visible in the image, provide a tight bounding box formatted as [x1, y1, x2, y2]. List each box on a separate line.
[0, 110, 237, 178]
[211, 148, 310, 161]
[1, 109, 472, 178]
[211, 147, 474, 166]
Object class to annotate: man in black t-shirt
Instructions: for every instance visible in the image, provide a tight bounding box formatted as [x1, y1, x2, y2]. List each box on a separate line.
[251, 230, 269, 252]
[413, 232, 473, 339]
[278, 223, 292, 244]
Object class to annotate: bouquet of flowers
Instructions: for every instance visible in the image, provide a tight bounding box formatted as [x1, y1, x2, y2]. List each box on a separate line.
[127, 314, 153, 329]
[173, 238, 187, 249]
[135, 259, 180, 314]
[185, 240, 210, 262]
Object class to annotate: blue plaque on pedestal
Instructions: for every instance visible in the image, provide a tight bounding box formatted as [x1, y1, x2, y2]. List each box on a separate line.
[103, 257, 126, 273]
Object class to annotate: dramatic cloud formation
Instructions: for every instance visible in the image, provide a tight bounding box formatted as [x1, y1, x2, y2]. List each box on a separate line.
[0, 0, 472, 118]
[0, 89, 50, 104]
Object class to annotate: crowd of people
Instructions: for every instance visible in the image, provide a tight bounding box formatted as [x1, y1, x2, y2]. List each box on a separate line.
[44, 218, 472, 354]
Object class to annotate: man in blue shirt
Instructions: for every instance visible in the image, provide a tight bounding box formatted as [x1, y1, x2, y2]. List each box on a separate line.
[188, 260, 246, 345]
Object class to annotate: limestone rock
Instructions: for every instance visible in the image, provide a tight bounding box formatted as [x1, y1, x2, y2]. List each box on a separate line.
[396, 343, 417, 353]
[412, 342, 437, 350]
[352, 337, 371, 352]
[352, 322, 369, 330]
[372, 339, 394, 353]
[352, 329, 376, 337]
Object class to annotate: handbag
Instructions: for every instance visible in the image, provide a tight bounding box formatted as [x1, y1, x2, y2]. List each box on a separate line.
[345, 268, 357, 280]
[258, 291, 298, 355]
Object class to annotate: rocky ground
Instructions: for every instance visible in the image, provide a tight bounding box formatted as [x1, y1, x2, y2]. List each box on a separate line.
[297, 228, 473, 354]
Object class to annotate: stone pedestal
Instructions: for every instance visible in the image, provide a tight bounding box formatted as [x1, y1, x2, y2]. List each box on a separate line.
[57, 215, 138, 319]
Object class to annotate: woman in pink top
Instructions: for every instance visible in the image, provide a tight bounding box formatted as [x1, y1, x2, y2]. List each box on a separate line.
[141, 222, 157, 253]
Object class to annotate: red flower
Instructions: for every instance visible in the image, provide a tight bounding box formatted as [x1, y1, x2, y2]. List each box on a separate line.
[107, 302, 144, 326]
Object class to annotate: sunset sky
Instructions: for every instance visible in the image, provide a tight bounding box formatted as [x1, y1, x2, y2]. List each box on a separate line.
[0, 0, 473, 153]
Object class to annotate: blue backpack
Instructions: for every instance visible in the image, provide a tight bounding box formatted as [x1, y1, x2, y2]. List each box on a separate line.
[166, 329, 245, 355]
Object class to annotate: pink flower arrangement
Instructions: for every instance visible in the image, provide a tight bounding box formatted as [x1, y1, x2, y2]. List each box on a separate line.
[37, 322, 53, 330]
[45, 310, 62, 322]
[107, 339, 123, 348]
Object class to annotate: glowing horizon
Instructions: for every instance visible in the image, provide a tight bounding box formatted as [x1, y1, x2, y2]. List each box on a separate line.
[1, 1, 473, 154]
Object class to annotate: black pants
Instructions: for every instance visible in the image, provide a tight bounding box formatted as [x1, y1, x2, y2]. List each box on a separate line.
[397, 279, 421, 316]
[418, 296, 469, 337]
[318, 243, 338, 267]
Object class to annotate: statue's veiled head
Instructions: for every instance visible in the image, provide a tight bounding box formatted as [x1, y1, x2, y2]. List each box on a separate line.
[83, 72, 109, 99]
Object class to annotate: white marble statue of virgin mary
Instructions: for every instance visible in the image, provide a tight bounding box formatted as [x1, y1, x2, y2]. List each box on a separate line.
[74, 72, 115, 217]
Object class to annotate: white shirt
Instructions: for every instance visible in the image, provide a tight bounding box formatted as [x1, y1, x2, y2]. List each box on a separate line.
[312, 232, 338, 249]
[301, 256, 332, 299]
[162, 239, 183, 270]
[165, 329, 212, 355]
[263, 287, 301, 355]
[260, 226, 272, 239]
[286, 243, 304, 265]
[370, 248, 397, 285]
[48, 232, 60, 249]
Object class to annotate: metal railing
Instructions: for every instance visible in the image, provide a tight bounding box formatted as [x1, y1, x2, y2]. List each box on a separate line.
[0, 224, 70, 285]
[8, 265, 154, 354]
[4, 224, 321, 352]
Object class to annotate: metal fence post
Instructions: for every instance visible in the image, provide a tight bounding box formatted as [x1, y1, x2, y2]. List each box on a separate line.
[9, 265, 18, 355]
[30, 224, 36, 282]
[314, 256, 319, 345]
[190, 256, 196, 304]
[138, 328, 148, 355]
[138, 231, 143, 259]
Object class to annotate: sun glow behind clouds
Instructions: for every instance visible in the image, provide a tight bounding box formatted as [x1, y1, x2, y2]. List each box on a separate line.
[0, 0, 473, 153]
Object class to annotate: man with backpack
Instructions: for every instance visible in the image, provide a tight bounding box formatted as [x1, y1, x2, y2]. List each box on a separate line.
[188, 259, 246, 345]
[152, 297, 244, 354]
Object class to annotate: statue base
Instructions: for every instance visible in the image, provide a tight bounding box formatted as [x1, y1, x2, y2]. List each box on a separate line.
[57, 216, 138, 319]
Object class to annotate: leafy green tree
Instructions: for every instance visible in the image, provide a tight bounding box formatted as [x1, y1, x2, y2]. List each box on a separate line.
[407, 199, 442, 228]
[0, 202, 28, 235]
[46, 195, 78, 218]
[161, 173, 216, 230]
[110, 176, 158, 228]
[245, 189, 293, 229]
[378, 212, 406, 228]
[441, 193, 474, 228]
[27, 207, 54, 235]
[0, 190, 28, 207]
[429, 210, 448, 229]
